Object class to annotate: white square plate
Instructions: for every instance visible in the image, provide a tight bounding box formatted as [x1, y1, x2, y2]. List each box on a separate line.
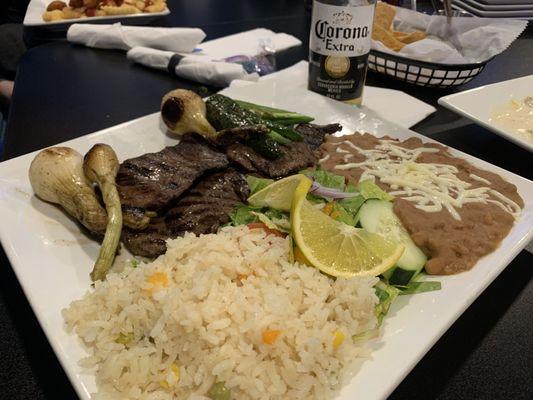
[460, 0, 533, 11]
[451, 0, 533, 17]
[24, 0, 170, 29]
[439, 75, 533, 153]
[1, 79, 532, 400]
[477, 0, 533, 5]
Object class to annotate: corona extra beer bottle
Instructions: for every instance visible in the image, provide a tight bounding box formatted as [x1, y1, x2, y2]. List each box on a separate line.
[308, 0, 376, 105]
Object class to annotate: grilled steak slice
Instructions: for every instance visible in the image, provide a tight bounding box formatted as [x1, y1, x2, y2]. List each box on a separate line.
[295, 123, 342, 150]
[166, 169, 249, 235]
[117, 134, 228, 212]
[122, 218, 171, 258]
[227, 141, 317, 178]
[122, 169, 249, 258]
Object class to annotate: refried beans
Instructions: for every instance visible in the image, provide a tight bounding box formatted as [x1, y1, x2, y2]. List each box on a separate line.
[319, 133, 524, 275]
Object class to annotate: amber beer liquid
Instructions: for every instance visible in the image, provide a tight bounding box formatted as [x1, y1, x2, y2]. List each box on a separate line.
[308, 0, 376, 105]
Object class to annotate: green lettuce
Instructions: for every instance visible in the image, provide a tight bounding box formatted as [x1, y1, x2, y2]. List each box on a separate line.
[374, 279, 400, 324]
[301, 168, 345, 191]
[397, 280, 442, 295]
[338, 196, 366, 219]
[228, 204, 261, 226]
[246, 175, 273, 196]
[264, 209, 291, 230]
[228, 203, 291, 230]
[357, 180, 394, 202]
[250, 211, 290, 233]
[329, 202, 357, 226]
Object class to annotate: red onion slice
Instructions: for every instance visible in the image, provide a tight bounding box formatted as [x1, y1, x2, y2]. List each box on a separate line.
[309, 181, 360, 199]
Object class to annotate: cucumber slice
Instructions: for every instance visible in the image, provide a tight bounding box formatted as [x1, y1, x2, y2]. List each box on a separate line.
[358, 199, 427, 286]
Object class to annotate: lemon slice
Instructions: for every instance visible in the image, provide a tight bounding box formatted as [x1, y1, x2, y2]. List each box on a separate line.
[291, 178, 404, 278]
[248, 174, 308, 212]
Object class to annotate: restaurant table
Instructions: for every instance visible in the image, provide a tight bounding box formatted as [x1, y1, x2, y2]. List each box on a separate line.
[1, 1, 532, 399]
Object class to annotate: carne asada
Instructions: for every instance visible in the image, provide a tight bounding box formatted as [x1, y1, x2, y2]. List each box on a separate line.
[116, 134, 228, 212]
[166, 169, 249, 235]
[122, 169, 249, 257]
[226, 141, 318, 178]
[295, 123, 342, 150]
[121, 218, 170, 259]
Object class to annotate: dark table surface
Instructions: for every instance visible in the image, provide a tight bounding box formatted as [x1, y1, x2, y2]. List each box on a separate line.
[2, 1, 532, 399]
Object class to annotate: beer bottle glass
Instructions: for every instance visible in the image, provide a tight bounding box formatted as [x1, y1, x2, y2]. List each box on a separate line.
[308, 0, 377, 105]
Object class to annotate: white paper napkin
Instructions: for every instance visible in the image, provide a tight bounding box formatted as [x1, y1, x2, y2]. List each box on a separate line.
[198, 28, 302, 58]
[127, 47, 259, 87]
[67, 23, 206, 53]
[229, 61, 435, 128]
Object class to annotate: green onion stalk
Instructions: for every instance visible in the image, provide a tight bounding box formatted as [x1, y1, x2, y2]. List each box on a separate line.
[83, 144, 123, 281]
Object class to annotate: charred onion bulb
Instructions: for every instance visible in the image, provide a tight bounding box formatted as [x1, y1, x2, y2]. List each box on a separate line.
[161, 89, 217, 137]
[83, 144, 123, 281]
[28, 147, 107, 234]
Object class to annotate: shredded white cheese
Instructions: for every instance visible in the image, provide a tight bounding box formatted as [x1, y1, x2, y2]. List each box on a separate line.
[331, 140, 521, 220]
[469, 173, 491, 185]
[319, 154, 330, 163]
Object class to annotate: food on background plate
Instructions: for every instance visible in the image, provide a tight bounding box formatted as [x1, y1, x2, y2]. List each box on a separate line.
[319, 133, 523, 275]
[489, 94, 533, 143]
[372, 2, 427, 52]
[42, 0, 167, 22]
[64, 225, 379, 399]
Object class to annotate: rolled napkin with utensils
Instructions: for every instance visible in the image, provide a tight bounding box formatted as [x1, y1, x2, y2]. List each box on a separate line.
[67, 23, 206, 53]
[127, 47, 259, 87]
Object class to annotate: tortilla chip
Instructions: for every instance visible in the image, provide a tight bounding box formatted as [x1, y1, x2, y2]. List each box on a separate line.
[374, 2, 396, 29]
[372, 24, 405, 52]
[393, 30, 427, 44]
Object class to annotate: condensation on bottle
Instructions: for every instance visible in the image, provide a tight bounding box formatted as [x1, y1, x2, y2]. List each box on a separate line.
[308, 0, 376, 105]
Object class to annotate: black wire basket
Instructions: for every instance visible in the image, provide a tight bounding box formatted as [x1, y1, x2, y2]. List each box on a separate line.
[368, 50, 491, 89]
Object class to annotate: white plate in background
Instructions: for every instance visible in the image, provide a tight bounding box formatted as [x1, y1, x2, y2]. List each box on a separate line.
[460, 0, 533, 10]
[24, 0, 170, 29]
[439, 75, 533, 153]
[477, 0, 533, 5]
[0, 79, 532, 400]
[451, 0, 533, 17]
